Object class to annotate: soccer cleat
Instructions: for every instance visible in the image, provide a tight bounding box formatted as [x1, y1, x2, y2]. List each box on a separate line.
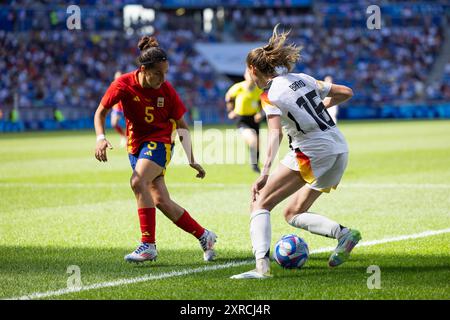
[199, 230, 217, 262]
[328, 229, 361, 267]
[230, 269, 272, 279]
[124, 242, 157, 263]
[251, 164, 261, 173]
[230, 258, 272, 279]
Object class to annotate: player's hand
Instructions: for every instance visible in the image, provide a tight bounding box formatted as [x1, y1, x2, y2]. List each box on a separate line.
[322, 97, 332, 109]
[254, 113, 263, 123]
[95, 139, 113, 162]
[190, 163, 206, 179]
[251, 174, 268, 201]
[227, 111, 237, 120]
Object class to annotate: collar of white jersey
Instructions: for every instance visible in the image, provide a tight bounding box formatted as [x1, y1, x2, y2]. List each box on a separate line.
[263, 79, 274, 91]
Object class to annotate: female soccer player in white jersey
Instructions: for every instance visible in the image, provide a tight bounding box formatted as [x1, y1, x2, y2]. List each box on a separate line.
[231, 25, 361, 279]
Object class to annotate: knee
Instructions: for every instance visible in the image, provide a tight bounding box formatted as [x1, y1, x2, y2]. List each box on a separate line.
[154, 198, 172, 213]
[253, 197, 276, 213]
[130, 175, 146, 195]
[283, 207, 299, 223]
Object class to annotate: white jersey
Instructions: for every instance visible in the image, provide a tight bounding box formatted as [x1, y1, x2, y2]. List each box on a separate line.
[261, 73, 348, 158]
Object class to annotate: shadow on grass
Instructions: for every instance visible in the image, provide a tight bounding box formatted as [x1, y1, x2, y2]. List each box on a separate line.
[0, 245, 251, 272]
[0, 245, 251, 298]
[271, 252, 450, 280]
[1, 246, 448, 299]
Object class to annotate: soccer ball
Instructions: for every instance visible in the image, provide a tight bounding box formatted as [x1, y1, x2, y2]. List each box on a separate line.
[273, 234, 309, 269]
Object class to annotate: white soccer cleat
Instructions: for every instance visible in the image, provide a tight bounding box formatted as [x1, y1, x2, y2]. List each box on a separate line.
[124, 242, 157, 263]
[199, 229, 217, 262]
[230, 269, 272, 279]
[230, 258, 272, 279]
[328, 229, 361, 267]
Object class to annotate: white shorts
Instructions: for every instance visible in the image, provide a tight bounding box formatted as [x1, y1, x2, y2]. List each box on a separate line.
[281, 150, 348, 193]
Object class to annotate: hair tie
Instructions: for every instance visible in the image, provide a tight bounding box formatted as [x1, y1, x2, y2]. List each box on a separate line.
[275, 66, 288, 75]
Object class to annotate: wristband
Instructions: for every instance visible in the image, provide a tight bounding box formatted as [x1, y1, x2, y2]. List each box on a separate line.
[96, 134, 106, 142]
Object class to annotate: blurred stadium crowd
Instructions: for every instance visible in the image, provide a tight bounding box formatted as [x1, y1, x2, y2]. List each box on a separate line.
[0, 0, 449, 131]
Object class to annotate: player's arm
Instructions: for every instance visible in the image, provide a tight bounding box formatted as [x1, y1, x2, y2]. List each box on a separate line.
[225, 85, 238, 119]
[225, 90, 235, 112]
[175, 116, 205, 179]
[94, 80, 124, 162]
[94, 104, 113, 162]
[254, 100, 264, 123]
[252, 114, 282, 201]
[322, 84, 353, 109]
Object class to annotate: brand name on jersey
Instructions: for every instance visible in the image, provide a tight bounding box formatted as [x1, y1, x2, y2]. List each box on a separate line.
[289, 80, 306, 91]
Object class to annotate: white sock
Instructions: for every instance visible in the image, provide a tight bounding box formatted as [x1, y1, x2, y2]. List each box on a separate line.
[249, 146, 258, 165]
[288, 212, 345, 239]
[250, 209, 271, 260]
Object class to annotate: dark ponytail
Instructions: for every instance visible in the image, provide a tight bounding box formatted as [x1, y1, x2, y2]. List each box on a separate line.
[137, 36, 168, 67]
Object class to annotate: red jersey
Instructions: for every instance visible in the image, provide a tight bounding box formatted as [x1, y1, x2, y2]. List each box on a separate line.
[101, 70, 187, 154]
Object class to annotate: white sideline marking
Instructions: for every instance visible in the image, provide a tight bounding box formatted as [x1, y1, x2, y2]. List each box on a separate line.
[342, 183, 450, 189]
[1, 182, 450, 189]
[4, 260, 253, 300]
[309, 228, 450, 253]
[4, 228, 450, 300]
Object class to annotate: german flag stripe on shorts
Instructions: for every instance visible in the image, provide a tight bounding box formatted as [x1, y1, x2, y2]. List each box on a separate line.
[295, 150, 316, 184]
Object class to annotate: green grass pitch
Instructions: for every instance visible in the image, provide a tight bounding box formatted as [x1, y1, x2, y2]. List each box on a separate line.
[0, 120, 449, 300]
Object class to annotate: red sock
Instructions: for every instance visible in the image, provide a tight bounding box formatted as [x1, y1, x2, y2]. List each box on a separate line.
[114, 124, 125, 136]
[138, 207, 156, 243]
[174, 210, 205, 239]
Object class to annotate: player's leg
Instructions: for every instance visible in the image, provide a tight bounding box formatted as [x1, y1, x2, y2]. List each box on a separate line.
[231, 164, 304, 279]
[284, 185, 345, 238]
[256, 130, 260, 165]
[111, 111, 126, 146]
[111, 111, 125, 136]
[131, 158, 163, 208]
[285, 153, 361, 267]
[240, 127, 260, 173]
[111, 110, 119, 129]
[149, 175, 217, 261]
[124, 154, 164, 263]
[253, 121, 261, 171]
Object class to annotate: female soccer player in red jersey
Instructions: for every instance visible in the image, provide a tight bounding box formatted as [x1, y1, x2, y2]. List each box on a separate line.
[94, 36, 217, 263]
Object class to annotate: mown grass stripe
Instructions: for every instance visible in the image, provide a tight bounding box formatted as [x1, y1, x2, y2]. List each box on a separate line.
[1, 182, 450, 189]
[4, 228, 450, 300]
